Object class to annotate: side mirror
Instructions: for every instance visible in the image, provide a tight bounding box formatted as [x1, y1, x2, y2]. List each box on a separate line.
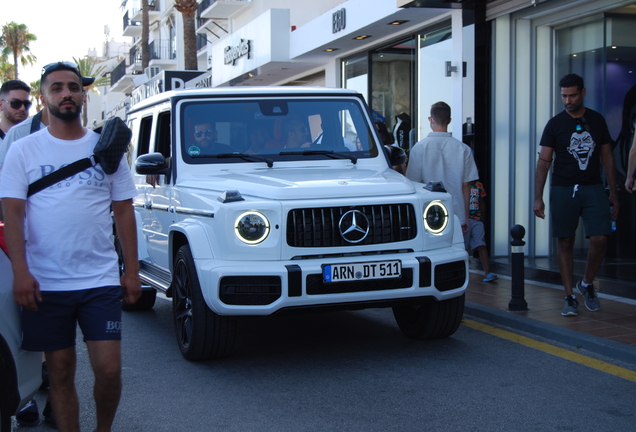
[135, 152, 170, 175]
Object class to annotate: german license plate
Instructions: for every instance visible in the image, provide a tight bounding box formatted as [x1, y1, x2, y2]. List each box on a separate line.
[323, 260, 402, 283]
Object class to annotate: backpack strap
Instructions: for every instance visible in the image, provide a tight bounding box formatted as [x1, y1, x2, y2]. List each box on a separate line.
[27, 157, 94, 197]
[30, 111, 43, 134]
[0, 129, 5, 140]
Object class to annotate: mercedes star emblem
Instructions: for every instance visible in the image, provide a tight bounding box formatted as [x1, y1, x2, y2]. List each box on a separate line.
[339, 210, 370, 243]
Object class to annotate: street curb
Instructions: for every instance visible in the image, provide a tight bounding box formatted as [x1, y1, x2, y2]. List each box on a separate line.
[464, 301, 636, 367]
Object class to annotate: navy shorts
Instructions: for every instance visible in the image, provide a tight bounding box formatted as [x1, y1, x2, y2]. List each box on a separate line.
[21, 285, 123, 352]
[549, 184, 611, 238]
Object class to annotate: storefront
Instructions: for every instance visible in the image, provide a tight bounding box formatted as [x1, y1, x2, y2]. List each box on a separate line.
[204, 1, 474, 152]
[341, 20, 475, 154]
[489, 0, 636, 267]
[289, 1, 475, 150]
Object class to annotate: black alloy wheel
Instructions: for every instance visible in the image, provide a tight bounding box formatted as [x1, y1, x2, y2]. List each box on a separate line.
[172, 245, 235, 360]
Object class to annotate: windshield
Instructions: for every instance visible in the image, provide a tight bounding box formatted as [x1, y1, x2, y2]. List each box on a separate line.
[179, 97, 379, 164]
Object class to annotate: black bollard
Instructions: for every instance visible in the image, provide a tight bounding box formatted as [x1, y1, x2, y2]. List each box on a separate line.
[508, 224, 528, 311]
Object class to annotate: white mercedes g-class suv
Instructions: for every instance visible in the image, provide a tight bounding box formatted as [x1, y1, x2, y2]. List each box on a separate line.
[123, 87, 468, 360]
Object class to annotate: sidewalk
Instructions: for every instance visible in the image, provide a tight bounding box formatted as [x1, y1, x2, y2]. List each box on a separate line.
[463, 271, 636, 366]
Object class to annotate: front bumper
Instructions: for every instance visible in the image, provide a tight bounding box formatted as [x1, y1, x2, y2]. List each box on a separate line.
[195, 246, 468, 315]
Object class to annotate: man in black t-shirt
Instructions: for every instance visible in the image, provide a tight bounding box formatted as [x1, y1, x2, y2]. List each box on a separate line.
[534, 74, 618, 317]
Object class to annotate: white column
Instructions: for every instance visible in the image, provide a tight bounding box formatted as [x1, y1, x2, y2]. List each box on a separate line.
[492, 15, 513, 257]
[451, 9, 463, 140]
[534, 25, 553, 256]
[514, 19, 532, 242]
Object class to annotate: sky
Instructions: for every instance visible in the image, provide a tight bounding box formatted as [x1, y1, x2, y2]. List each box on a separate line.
[3, 0, 129, 86]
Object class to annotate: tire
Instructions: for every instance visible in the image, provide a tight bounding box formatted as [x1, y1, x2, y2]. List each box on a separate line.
[392, 294, 465, 340]
[172, 245, 236, 360]
[121, 288, 157, 312]
[115, 235, 156, 311]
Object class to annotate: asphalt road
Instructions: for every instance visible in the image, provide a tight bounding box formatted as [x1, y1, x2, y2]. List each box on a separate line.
[13, 296, 636, 431]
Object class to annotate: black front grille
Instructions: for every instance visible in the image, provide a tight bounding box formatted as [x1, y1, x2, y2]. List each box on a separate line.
[287, 204, 417, 248]
[220, 276, 281, 305]
[434, 261, 466, 291]
[306, 269, 413, 295]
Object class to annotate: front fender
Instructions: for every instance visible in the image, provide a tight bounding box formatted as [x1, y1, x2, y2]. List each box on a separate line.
[452, 215, 465, 246]
[168, 218, 215, 271]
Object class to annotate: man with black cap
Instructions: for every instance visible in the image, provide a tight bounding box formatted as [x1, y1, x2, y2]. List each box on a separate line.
[0, 75, 95, 223]
[0, 61, 140, 432]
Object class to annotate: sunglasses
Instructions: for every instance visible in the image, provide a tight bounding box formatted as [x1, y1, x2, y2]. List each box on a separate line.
[194, 129, 215, 138]
[2, 99, 32, 110]
[575, 117, 589, 132]
[41, 61, 81, 80]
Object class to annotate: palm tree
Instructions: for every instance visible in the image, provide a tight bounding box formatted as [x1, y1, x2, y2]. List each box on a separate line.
[141, 0, 150, 70]
[0, 21, 37, 80]
[174, 0, 198, 70]
[0, 60, 15, 81]
[73, 56, 110, 127]
[29, 79, 43, 112]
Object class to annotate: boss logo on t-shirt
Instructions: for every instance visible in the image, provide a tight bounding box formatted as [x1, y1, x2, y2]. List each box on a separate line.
[38, 164, 107, 190]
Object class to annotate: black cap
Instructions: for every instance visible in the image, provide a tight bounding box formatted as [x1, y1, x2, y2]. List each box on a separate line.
[41, 61, 94, 87]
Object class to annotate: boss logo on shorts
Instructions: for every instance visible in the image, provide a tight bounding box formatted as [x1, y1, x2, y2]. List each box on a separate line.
[105, 320, 122, 333]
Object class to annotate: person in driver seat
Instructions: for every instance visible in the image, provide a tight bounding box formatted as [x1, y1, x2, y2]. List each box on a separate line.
[187, 117, 232, 156]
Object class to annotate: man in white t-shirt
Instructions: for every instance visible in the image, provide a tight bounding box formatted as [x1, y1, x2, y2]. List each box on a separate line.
[0, 61, 140, 432]
[406, 102, 479, 234]
[1, 75, 95, 223]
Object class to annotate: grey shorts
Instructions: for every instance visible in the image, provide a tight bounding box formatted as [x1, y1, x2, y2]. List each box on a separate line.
[549, 184, 611, 238]
[464, 219, 486, 252]
[21, 285, 123, 352]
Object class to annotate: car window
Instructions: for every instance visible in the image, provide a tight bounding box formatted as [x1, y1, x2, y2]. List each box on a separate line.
[179, 97, 378, 164]
[137, 115, 153, 157]
[155, 111, 171, 159]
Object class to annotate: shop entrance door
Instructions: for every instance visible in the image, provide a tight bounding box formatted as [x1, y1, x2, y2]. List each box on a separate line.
[555, 14, 636, 260]
[370, 38, 417, 151]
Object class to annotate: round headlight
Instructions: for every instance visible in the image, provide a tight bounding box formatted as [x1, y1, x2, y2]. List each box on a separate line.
[423, 201, 448, 234]
[235, 211, 270, 244]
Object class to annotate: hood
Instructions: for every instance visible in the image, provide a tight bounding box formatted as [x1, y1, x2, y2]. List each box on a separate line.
[178, 165, 417, 201]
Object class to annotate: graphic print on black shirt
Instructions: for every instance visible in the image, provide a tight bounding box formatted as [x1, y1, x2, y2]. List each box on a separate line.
[539, 109, 611, 186]
[567, 126, 595, 170]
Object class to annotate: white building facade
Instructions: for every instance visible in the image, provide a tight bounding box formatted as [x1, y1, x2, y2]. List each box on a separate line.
[101, 0, 636, 281]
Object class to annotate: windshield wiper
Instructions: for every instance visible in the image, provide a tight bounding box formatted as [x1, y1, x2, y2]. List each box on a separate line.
[211, 153, 274, 168]
[278, 150, 357, 165]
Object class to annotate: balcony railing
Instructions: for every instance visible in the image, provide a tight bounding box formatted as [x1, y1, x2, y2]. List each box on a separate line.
[130, 0, 159, 20]
[199, 0, 252, 20]
[123, 11, 141, 32]
[198, 0, 212, 14]
[197, 34, 207, 51]
[197, 0, 211, 28]
[149, 40, 176, 61]
[129, 45, 142, 67]
[127, 40, 175, 69]
[111, 59, 127, 87]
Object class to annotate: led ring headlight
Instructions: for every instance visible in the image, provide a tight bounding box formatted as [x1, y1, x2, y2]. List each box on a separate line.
[235, 211, 270, 244]
[423, 201, 448, 234]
